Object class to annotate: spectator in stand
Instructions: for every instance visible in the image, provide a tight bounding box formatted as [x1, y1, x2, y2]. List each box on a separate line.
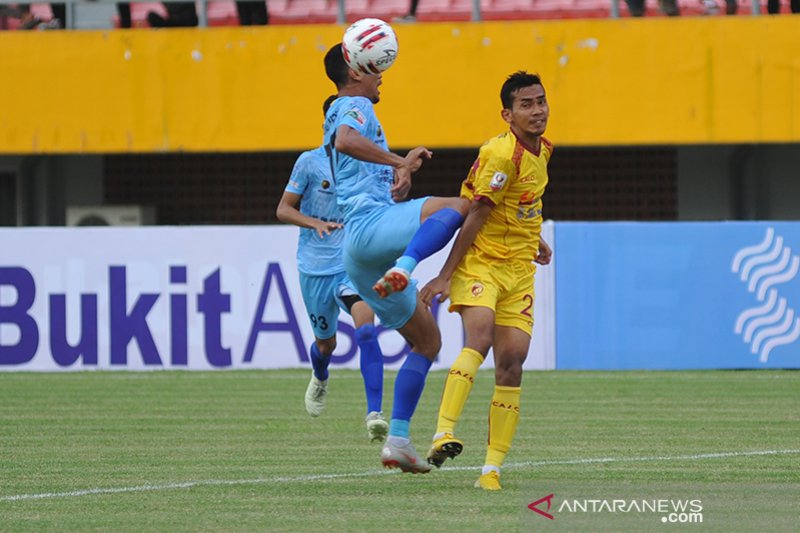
[236, 1, 269, 25]
[147, 2, 198, 26]
[19, 2, 131, 29]
[12, 3, 63, 28]
[50, 3, 65, 26]
[2, 4, 40, 28]
[393, 0, 418, 22]
[700, 0, 738, 14]
[625, 0, 679, 16]
[767, 0, 799, 12]
[118, 3, 131, 27]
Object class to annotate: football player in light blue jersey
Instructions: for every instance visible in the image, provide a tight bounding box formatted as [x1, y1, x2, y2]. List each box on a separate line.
[276, 96, 388, 444]
[322, 44, 469, 473]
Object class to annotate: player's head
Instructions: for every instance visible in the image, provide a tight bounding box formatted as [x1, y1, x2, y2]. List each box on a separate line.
[323, 95, 337, 116]
[500, 71, 549, 138]
[324, 42, 382, 104]
[325, 44, 351, 89]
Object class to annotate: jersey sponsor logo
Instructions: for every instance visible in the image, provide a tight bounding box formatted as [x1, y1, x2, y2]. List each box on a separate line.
[345, 109, 366, 125]
[378, 167, 394, 184]
[517, 205, 542, 220]
[519, 191, 537, 205]
[519, 174, 536, 183]
[490, 171, 508, 191]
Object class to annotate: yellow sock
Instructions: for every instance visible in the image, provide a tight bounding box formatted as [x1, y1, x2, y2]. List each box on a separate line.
[436, 348, 484, 435]
[485, 385, 521, 469]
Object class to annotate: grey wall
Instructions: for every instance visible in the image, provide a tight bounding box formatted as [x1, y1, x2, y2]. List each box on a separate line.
[677, 144, 800, 221]
[1, 144, 797, 226]
[0, 155, 104, 226]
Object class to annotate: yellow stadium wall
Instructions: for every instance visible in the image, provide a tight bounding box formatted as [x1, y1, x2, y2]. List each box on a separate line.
[1, 17, 799, 154]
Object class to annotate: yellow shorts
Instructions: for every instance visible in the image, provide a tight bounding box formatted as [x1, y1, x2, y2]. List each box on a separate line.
[448, 249, 537, 335]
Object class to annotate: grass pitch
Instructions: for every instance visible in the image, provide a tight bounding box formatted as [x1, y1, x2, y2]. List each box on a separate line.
[1, 369, 798, 532]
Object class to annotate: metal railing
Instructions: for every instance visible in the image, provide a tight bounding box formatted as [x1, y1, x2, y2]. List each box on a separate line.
[0, 0, 761, 30]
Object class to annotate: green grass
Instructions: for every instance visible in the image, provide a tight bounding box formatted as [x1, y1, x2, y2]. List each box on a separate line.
[1, 370, 798, 532]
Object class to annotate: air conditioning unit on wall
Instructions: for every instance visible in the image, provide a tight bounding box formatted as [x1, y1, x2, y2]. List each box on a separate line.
[66, 205, 156, 226]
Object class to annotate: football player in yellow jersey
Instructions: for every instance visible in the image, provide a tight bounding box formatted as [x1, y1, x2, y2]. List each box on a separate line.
[420, 71, 553, 491]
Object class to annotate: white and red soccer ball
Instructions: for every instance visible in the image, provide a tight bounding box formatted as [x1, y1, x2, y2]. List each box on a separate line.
[342, 18, 398, 75]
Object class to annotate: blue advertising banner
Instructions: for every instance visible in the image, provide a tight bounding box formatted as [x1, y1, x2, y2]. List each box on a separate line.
[555, 222, 800, 369]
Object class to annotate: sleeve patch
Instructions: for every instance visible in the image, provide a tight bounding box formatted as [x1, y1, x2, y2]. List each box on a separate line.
[490, 171, 508, 191]
[345, 109, 366, 125]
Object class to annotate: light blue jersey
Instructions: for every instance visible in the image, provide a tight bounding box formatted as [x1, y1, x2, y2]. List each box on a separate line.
[323, 96, 395, 224]
[284, 146, 344, 276]
[323, 95, 429, 330]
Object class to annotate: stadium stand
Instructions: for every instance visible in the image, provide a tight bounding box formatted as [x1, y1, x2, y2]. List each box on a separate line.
[0, 0, 781, 29]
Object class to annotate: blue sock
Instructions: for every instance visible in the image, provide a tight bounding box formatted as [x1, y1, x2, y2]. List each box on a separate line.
[356, 324, 383, 414]
[309, 343, 330, 381]
[389, 352, 433, 437]
[389, 419, 410, 440]
[395, 208, 464, 274]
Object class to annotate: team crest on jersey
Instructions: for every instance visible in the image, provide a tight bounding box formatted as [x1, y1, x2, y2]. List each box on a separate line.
[471, 282, 484, 297]
[490, 172, 508, 191]
[345, 109, 366, 125]
[321, 180, 331, 190]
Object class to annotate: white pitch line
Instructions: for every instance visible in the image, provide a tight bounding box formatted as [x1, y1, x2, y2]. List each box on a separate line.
[2, 448, 798, 503]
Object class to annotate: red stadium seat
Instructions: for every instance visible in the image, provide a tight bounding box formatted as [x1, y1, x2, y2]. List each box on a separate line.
[0, 0, 786, 30]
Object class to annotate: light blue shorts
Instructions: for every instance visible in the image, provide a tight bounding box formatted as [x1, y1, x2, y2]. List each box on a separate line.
[343, 197, 428, 330]
[299, 270, 358, 340]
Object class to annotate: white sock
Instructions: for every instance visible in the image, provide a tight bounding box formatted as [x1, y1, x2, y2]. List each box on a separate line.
[482, 465, 500, 476]
[388, 436, 409, 446]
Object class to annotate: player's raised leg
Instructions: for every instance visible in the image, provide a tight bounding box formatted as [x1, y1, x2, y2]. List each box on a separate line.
[373, 197, 469, 298]
[476, 325, 529, 490]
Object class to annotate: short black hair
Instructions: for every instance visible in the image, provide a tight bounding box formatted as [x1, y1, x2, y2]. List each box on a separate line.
[500, 71, 543, 110]
[324, 43, 350, 90]
[322, 95, 337, 115]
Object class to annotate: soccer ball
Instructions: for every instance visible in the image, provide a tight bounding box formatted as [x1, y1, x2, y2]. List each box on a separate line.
[342, 18, 398, 75]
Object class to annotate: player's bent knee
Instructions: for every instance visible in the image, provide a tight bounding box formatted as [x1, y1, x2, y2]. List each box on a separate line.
[495, 360, 524, 386]
[408, 326, 441, 358]
[316, 337, 337, 356]
[412, 337, 441, 359]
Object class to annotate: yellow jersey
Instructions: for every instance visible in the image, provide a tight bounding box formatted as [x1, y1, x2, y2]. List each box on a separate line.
[460, 130, 552, 262]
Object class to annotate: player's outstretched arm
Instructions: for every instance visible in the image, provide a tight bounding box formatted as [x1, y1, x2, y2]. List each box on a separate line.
[420, 199, 493, 306]
[276, 191, 342, 238]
